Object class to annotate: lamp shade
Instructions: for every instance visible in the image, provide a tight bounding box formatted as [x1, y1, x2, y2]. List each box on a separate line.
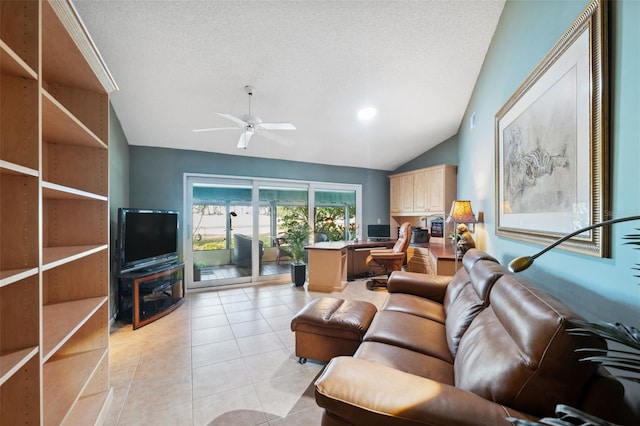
[447, 200, 477, 224]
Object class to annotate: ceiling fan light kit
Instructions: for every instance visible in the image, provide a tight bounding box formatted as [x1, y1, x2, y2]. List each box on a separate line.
[193, 85, 296, 149]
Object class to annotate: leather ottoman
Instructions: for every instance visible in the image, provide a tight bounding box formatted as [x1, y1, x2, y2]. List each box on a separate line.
[290, 297, 377, 364]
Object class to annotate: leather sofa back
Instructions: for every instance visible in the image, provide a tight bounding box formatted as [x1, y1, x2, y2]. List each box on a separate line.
[454, 273, 608, 417]
[444, 260, 505, 356]
[443, 249, 498, 314]
[441, 249, 502, 357]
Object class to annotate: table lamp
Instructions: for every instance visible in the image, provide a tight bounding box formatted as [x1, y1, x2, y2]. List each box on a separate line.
[509, 215, 640, 273]
[447, 200, 478, 270]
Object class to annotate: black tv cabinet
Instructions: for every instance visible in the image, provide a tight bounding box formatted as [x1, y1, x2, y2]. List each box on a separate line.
[118, 262, 185, 329]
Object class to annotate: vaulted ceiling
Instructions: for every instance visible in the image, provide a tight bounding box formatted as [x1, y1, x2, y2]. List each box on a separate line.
[74, 0, 505, 171]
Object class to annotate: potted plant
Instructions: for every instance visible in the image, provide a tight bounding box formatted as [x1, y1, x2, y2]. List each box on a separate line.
[279, 215, 311, 286]
[193, 261, 206, 282]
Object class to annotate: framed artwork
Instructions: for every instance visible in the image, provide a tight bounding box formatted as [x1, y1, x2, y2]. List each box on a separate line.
[495, 0, 609, 257]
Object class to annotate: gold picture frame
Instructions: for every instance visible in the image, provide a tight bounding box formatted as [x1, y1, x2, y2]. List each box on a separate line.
[495, 0, 609, 257]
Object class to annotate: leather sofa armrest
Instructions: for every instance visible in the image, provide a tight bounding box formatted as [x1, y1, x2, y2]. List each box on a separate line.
[315, 357, 535, 426]
[387, 271, 452, 303]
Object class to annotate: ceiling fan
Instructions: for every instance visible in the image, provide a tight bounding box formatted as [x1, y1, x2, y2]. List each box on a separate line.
[193, 85, 296, 149]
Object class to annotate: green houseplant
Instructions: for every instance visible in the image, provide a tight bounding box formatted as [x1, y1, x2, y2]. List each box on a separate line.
[279, 214, 311, 286]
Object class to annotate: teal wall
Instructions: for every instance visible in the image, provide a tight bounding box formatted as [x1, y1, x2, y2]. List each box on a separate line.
[394, 135, 459, 174]
[455, 0, 640, 328]
[127, 145, 390, 237]
[108, 105, 130, 319]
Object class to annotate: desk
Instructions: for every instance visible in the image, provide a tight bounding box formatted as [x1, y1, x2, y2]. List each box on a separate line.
[306, 241, 395, 292]
[406, 241, 461, 275]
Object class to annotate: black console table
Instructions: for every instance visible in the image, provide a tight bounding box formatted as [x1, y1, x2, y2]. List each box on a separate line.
[118, 262, 185, 329]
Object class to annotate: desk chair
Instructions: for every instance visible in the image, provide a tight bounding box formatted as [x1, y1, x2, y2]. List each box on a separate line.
[314, 232, 329, 243]
[366, 222, 411, 290]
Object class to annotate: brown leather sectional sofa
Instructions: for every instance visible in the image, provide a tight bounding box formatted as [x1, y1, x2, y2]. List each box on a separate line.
[314, 249, 624, 425]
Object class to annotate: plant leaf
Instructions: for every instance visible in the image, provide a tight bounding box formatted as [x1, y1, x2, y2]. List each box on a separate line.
[568, 320, 640, 350]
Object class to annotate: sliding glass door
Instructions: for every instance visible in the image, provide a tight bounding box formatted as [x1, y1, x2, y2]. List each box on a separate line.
[312, 188, 358, 242]
[185, 174, 361, 289]
[188, 178, 255, 288]
[257, 184, 309, 279]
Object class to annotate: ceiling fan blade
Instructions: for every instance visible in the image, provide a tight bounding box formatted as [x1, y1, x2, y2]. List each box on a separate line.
[192, 127, 239, 132]
[257, 129, 295, 147]
[217, 112, 248, 127]
[237, 132, 253, 149]
[258, 122, 296, 130]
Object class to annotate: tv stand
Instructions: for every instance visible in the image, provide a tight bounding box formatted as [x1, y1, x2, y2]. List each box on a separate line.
[118, 262, 185, 329]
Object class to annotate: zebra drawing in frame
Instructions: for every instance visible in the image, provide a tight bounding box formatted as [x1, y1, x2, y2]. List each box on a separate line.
[504, 126, 571, 213]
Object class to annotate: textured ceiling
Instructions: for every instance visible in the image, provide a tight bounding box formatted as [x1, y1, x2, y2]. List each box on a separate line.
[74, 0, 505, 171]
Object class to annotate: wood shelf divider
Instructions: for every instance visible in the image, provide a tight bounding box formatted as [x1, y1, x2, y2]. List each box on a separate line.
[42, 297, 108, 362]
[42, 181, 108, 201]
[0, 267, 39, 288]
[42, 244, 107, 271]
[0, 40, 38, 79]
[42, 90, 107, 149]
[0, 160, 39, 177]
[0, 346, 39, 386]
[43, 347, 108, 424]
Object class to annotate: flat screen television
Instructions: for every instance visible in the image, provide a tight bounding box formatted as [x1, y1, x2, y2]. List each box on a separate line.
[116, 208, 179, 274]
[367, 224, 391, 239]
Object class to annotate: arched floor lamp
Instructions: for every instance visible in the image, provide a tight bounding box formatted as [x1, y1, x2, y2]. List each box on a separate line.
[509, 215, 640, 273]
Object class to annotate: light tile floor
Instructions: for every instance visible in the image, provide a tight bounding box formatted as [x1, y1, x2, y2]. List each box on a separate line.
[106, 280, 389, 425]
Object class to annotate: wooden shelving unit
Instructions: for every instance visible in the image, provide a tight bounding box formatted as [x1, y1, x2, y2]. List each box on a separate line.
[0, 1, 117, 423]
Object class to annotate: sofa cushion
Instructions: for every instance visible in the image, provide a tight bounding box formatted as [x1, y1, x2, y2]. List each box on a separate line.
[387, 271, 452, 303]
[355, 341, 454, 385]
[444, 260, 505, 356]
[382, 293, 446, 323]
[315, 357, 529, 426]
[363, 310, 453, 363]
[454, 274, 606, 417]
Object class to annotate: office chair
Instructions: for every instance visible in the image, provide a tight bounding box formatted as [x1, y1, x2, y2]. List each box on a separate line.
[366, 222, 411, 290]
[314, 232, 329, 243]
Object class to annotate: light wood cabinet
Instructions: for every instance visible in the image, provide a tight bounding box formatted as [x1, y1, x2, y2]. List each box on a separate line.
[389, 164, 456, 215]
[389, 165, 457, 239]
[390, 173, 414, 213]
[412, 170, 428, 211]
[390, 174, 403, 213]
[1, 1, 117, 423]
[425, 167, 446, 212]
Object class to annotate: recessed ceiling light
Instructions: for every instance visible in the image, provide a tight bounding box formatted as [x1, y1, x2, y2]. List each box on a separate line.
[357, 107, 377, 121]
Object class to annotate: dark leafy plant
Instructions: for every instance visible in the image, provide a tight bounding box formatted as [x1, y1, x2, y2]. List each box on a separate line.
[508, 405, 619, 426]
[279, 213, 311, 264]
[569, 320, 640, 384]
[622, 226, 640, 279]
